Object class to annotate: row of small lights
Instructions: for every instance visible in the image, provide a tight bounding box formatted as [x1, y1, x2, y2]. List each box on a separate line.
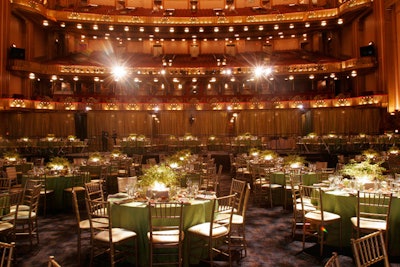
[28, 69, 357, 84]
[42, 18, 343, 42]
[9, 95, 378, 111]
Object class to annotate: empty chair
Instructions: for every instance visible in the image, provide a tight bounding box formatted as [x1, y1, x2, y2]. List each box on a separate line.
[187, 194, 236, 266]
[229, 183, 251, 259]
[14, 184, 41, 248]
[5, 167, 21, 191]
[71, 189, 106, 265]
[0, 241, 15, 267]
[85, 182, 105, 202]
[0, 177, 11, 192]
[324, 252, 340, 267]
[229, 178, 246, 214]
[34, 174, 55, 217]
[47, 255, 61, 267]
[147, 202, 184, 266]
[351, 230, 390, 267]
[85, 197, 138, 267]
[299, 185, 342, 256]
[350, 191, 392, 249]
[0, 191, 21, 242]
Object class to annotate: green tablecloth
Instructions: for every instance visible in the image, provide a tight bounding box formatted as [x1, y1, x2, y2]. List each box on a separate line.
[110, 199, 213, 267]
[322, 192, 400, 256]
[270, 172, 319, 206]
[22, 173, 90, 211]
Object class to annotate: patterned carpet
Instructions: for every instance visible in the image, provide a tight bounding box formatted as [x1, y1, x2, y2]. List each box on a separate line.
[12, 172, 362, 267]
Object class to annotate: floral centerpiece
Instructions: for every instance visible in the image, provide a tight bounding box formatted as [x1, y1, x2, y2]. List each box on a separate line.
[3, 151, 20, 162]
[111, 149, 122, 158]
[47, 157, 70, 172]
[46, 133, 55, 141]
[283, 154, 306, 169]
[139, 164, 179, 187]
[88, 152, 103, 164]
[249, 148, 261, 157]
[166, 149, 192, 168]
[362, 149, 379, 160]
[67, 135, 77, 142]
[260, 150, 279, 161]
[340, 158, 386, 183]
[388, 146, 399, 155]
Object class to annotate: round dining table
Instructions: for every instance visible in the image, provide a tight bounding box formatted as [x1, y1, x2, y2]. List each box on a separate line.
[21, 172, 91, 211]
[322, 190, 400, 256]
[109, 196, 214, 267]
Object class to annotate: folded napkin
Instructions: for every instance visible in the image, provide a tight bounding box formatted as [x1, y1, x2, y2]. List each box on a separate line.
[108, 193, 128, 199]
[114, 198, 135, 205]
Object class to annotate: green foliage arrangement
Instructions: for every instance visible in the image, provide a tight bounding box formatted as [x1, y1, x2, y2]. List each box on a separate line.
[139, 164, 179, 187]
[340, 159, 386, 181]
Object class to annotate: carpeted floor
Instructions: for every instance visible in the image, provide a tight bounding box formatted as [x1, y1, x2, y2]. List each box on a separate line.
[11, 172, 388, 267]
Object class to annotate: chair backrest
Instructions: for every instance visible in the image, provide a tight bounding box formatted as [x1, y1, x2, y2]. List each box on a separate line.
[356, 191, 392, 226]
[85, 198, 110, 238]
[0, 242, 15, 267]
[229, 178, 246, 214]
[210, 194, 236, 238]
[324, 252, 340, 267]
[148, 201, 184, 243]
[351, 231, 390, 267]
[299, 185, 324, 219]
[5, 167, 18, 187]
[0, 191, 21, 226]
[23, 184, 42, 215]
[47, 255, 61, 267]
[0, 177, 11, 192]
[84, 182, 105, 202]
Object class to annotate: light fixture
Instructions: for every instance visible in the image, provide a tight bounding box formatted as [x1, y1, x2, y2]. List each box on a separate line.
[274, 24, 279, 30]
[43, 20, 49, 26]
[140, 27, 144, 32]
[321, 20, 327, 26]
[29, 73, 35, 80]
[169, 27, 174, 33]
[289, 23, 294, 29]
[109, 25, 114, 31]
[60, 22, 65, 28]
[73, 76, 79, 81]
[305, 22, 310, 28]
[199, 27, 204, 32]
[258, 25, 264, 31]
[338, 18, 343, 24]
[94, 77, 100, 82]
[289, 75, 294, 80]
[309, 74, 315, 79]
[124, 26, 129, 31]
[93, 24, 98, 30]
[51, 75, 57, 81]
[155, 27, 159, 32]
[351, 70, 357, 77]
[243, 26, 248, 31]
[76, 23, 82, 29]
[184, 27, 189, 33]
[214, 27, 219, 32]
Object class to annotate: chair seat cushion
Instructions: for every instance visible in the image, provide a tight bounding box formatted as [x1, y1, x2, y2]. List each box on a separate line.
[0, 222, 14, 232]
[305, 210, 340, 221]
[147, 230, 184, 243]
[350, 217, 387, 230]
[188, 222, 229, 237]
[94, 227, 136, 243]
[80, 218, 108, 229]
[64, 186, 85, 192]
